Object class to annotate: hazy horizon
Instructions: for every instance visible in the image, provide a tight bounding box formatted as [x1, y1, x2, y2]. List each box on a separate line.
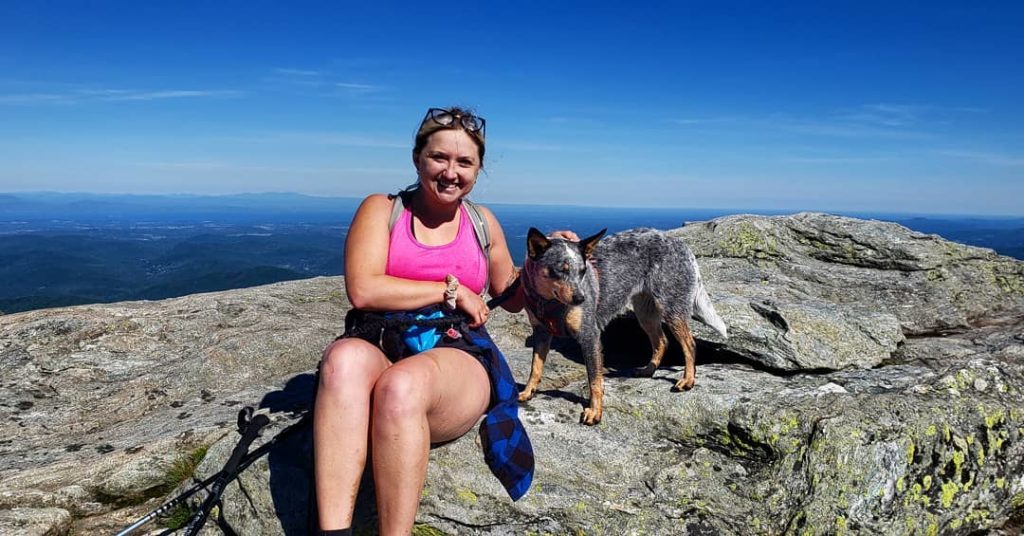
[4, 190, 1024, 220]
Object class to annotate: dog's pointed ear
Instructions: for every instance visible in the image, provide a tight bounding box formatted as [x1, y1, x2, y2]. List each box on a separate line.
[579, 228, 607, 259]
[527, 227, 552, 260]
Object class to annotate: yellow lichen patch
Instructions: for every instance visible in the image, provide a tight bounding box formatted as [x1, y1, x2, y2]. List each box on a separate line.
[941, 481, 960, 508]
[985, 263, 1024, 295]
[721, 221, 780, 259]
[922, 475, 933, 491]
[835, 516, 848, 535]
[411, 525, 448, 536]
[905, 441, 916, 465]
[964, 509, 991, 524]
[985, 427, 1009, 459]
[925, 424, 937, 437]
[905, 483, 930, 507]
[956, 370, 972, 388]
[455, 488, 478, 504]
[984, 408, 1006, 429]
[952, 450, 966, 474]
[963, 470, 976, 492]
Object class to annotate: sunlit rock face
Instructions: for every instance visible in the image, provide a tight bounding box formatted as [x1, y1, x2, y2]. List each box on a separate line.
[2, 213, 1023, 535]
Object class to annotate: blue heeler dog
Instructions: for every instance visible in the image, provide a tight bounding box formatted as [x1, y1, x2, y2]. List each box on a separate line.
[518, 227, 728, 425]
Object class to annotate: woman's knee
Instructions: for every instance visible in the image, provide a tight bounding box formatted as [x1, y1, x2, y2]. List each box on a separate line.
[372, 366, 431, 422]
[318, 338, 386, 394]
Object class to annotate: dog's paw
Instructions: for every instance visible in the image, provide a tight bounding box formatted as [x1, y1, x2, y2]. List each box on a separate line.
[517, 389, 535, 403]
[631, 364, 657, 378]
[672, 376, 695, 391]
[580, 407, 602, 425]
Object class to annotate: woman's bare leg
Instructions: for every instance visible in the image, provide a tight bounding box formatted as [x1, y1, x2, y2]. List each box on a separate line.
[314, 338, 391, 530]
[371, 348, 490, 535]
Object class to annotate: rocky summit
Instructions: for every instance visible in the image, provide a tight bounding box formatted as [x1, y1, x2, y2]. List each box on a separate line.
[1, 212, 1023, 535]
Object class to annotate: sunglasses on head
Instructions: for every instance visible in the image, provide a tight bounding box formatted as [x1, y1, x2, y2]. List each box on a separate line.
[423, 108, 486, 137]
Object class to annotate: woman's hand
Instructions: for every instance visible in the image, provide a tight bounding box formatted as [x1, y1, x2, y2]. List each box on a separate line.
[549, 229, 579, 241]
[456, 285, 490, 328]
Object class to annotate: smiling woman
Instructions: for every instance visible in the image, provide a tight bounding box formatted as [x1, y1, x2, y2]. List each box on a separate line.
[312, 106, 532, 535]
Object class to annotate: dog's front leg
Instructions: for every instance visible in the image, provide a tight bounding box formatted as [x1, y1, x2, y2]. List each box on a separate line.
[578, 328, 605, 425]
[518, 326, 552, 402]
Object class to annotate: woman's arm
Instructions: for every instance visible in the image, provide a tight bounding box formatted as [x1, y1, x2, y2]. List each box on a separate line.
[479, 205, 525, 313]
[343, 194, 449, 311]
[344, 194, 492, 326]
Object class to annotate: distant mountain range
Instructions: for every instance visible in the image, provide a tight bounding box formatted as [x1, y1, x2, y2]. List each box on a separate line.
[2, 192, 1022, 314]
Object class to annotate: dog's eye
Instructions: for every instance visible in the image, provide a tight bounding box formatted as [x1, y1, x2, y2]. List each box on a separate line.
[580, 266, 587, 275]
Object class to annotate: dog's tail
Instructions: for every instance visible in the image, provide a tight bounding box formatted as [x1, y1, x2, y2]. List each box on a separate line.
[693, 280, 728, 338]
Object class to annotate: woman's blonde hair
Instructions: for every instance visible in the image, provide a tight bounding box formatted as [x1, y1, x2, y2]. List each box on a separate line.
[413, 106, 486, 164]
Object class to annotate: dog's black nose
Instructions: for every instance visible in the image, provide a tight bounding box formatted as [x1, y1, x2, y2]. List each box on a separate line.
[571, 293, 585, 305]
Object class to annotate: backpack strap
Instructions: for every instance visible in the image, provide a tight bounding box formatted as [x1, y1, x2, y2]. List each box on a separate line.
[386, 186, 492, 294]
[462, 198, 492, 293]
[387, 187, 413, 232]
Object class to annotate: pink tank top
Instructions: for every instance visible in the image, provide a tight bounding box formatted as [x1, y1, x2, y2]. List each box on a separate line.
[385, 203, 488, 295]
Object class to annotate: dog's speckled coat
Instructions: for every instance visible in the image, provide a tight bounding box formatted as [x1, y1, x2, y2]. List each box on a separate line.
[519, 227, 728, 425]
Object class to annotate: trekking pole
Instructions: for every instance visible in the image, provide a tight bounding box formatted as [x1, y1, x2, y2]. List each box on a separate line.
[181, 406, 270, 536]
[117, 408, 313, 536]
[113, 477, 208, 536]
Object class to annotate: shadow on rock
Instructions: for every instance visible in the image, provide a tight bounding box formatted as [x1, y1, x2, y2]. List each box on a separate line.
[257, 372, 379, 534]
[257, 373, 316, 535]
[530, 313, 763, 376]
[261, 372, 317, 413]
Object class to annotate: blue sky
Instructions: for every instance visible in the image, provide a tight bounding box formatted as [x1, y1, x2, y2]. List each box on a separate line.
[1, 1, 1022, 215]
